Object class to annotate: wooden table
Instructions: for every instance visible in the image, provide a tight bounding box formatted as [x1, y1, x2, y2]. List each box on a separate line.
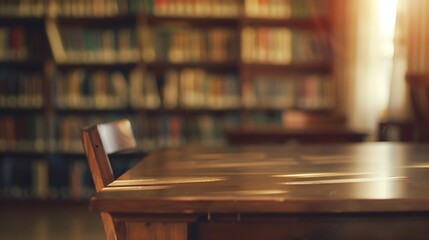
[225, 126, 367, 145]
[91, 143, 429, 240]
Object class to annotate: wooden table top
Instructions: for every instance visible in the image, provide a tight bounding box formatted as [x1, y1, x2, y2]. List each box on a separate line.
[91, 143, 429, 214]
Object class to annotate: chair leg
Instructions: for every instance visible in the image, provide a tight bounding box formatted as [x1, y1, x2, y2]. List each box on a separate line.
[101, 212, 122, 240]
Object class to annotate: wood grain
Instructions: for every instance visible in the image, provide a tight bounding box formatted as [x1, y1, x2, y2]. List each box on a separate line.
[91, 143, 429, 214]
[127, 223, 187, 240]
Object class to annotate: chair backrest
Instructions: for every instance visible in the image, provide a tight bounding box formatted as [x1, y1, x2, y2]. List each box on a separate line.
[406, 74, 429, 140]
[81, 119, 137, 240]
[81, 118, 137, 192]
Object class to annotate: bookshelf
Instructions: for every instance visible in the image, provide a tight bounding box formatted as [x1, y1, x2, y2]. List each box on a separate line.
[0, 0, 337, 200]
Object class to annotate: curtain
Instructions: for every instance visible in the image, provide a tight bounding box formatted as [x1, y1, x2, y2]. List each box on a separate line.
[405, 0, 429, 73]
[386, 0, 409, 121]
[333, 0, 394, 139]
[386, 0, 429, 121]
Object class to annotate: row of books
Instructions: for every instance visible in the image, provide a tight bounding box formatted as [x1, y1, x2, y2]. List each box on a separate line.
[241, 27, 331, 64]
[0, 109, 297, 156]
[0, 0, 329, 18]
[0, 155, 138, 199]
[141, 27, 239, 63]
[48, 0, 144, 16]
[289, 0, 329, 18]
[1, 69, 333, 112]
[245, 0, 292, 18]
[53, 25, 330, 64]
[55, 69, 128, 109]
[58, 27, 139, 63]
[130, 68, 240, 109]
[0, 70, 43, 108]
[48, 159, 93, 200]
[55, 113, 240, 153]
[54, 68, 333, 111]
[48, 156, 137, 199]
[145, 0, 329, 18]
[1, 158, 92, 200]
[0, 115, 45, 152]
[0, 0, 47, 17]
[0, 0, 143, 17]
[248, 111, 283, 126]
[0, 111, 287, 155]
[242, 74, 333, 110]
[54, 68, 240, 110]
[245, 0, 329, 18]
[132, 113, 241, 150]
[0, 158, 48, 199]
[145, 0, 240, 17]
[0, 27, 44, 61]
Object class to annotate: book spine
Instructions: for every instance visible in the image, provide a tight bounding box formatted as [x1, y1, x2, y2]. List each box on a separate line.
[55, 69, 132, 109]
[33, 160, 48, 199]
[59, 27, 139, 63]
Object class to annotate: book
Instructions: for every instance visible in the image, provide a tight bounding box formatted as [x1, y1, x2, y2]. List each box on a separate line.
[10, 158, 34, 198]
[0, 157, 13, 197]
[144, 73, 161, 109]
[70, 160, 86, 200]
[163, 70, 179, 109]
[110, 71, 129, 107]
[33, 160, 48, 199]
[93, 71, 109, 108]
[129, 67, 145, 108]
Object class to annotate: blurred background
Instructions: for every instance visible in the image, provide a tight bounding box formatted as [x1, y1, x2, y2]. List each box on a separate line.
[1, 0, 428, 239]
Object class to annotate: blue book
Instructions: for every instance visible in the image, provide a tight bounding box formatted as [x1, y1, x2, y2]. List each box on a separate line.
[1, 157, 13, 197]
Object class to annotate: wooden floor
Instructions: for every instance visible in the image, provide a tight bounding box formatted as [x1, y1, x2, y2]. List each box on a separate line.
[0, 201, 104, 240]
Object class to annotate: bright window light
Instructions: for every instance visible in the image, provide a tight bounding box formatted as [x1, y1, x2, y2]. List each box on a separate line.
[377, 0, 398, 56]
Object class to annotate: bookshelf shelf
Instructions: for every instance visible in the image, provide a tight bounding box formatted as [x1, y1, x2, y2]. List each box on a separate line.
[146, 61, 239, 72]
[53, 58, 141, 66]
[243, 17, 330, 29]
[53, 150, 85, 155]
[135, 107, 242, 114]
[56, 14, 136, 21]
[0, 151, 45, 158]
[1, 0, 340, 201]
[243, 62, 332, 74]
[53, 60, 142, 67]
[0, 60, 45, 68]
[242, 107, 334, 112]
[54, 61, 138, 69]
[0, 107, 44, 112]
[55, 107, 135, 114]
[146, 16, 239, 26]
[0, 16, 45, 24]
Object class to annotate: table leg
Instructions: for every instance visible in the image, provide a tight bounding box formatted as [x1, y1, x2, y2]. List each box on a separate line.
[126, 222, 187, 240]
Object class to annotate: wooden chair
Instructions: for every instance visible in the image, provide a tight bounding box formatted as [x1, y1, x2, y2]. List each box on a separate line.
[406, 74, 429, 141]
[81, 119, 137, 240]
